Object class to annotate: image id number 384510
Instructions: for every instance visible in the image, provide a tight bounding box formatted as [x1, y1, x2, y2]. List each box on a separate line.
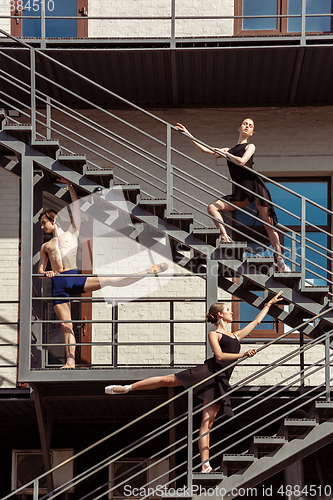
[277, 485, 332, 497]
[9, 0, 55, 11]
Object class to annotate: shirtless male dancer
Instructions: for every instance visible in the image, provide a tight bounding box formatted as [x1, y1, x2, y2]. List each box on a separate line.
[38, 179, 168, 368]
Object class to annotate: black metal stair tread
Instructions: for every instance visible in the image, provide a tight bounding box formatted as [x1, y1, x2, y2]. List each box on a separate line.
[219, 241, 247, 247]
[223, 454, 256, 461]
[58, 154, 87, 174]
[166, 213, 193, 218]
[140, 198, 166, 202]
[253, 436, 286, 443]
[85, 169, 113, 189]
[32, 139, 59, 145]
[3, 123, 32, 128]
[192, 227, 220, 232]
[192, 472, 225, 479]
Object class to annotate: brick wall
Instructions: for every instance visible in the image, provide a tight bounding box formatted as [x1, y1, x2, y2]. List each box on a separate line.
[88, 0, 234, 38]
[0, 1, 10, 35]
[0, 167, 19, 388]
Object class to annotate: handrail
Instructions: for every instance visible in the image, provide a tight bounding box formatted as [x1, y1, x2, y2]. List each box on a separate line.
[4, 303, 333, 499]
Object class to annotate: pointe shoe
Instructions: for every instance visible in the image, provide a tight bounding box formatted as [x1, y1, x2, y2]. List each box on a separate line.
[219, 234, 234, 244]
[201, 465, 217, 473]
[275, 256, 291, 273]
[105, 385, 132, 395]
[148, 262, 169, 274]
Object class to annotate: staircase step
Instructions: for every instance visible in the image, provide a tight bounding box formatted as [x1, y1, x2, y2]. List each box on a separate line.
[272, 271, 302, 288]
[85, 169, 113, 188]
[192, 472, 225, 481]
[192, 227, 220, 246]
[31, 139, 60, 159]
[165, 213, 193, 232]
[252, 435, 286, 458]
[3, 123, 31, 143]
[283, 418, 317, 439]
[57, 154, 87, 175]
[113, 184, 140, 204]
[291, 304, 315, 319]
[300, 286, 329, 305]
[309, 401, 333, 423]
[140, 199, 166, 218]
[213, 241, 248, 262]
[241, 257, 275, 290]
[222, 454, 256, 476]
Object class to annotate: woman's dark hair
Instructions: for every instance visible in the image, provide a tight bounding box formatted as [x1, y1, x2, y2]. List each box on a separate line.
[206, 302, 227, 324]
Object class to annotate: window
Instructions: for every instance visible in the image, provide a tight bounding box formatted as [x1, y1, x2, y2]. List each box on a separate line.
[234, 0, 333, 35]
[11, 0, 88, 38]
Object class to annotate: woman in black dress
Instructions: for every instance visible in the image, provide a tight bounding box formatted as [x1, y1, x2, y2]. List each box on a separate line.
[105, 291, 283, 473]
[175, 119, 290, 272]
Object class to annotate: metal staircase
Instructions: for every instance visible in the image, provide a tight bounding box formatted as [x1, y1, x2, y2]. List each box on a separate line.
[0, 28, 333, 498]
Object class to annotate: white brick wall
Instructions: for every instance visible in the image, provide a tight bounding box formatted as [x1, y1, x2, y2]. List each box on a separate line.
[88, 0, 234, 38]
[0, 167, 19, 388]
[0, 0, 10, 35]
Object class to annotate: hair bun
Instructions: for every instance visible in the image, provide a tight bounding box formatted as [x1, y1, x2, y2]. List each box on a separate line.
[206, 313, 215, 323]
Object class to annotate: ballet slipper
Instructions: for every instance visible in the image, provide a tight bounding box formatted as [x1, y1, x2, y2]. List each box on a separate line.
[219, 234, 234, 244]
[105, 384, 132, 395]
[275, 256, 291, 273]
[201, 465, 217, 473]
[147, 263, 169, 274]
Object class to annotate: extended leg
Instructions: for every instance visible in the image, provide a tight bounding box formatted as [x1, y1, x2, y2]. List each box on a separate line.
[207, 199, 249, 241]
[105, 374, 182, 394]
[256, 203, 291, 272]
[83, 262, 169, 293]
[198, 401, 220, 472]
[53, 302, 76, 368]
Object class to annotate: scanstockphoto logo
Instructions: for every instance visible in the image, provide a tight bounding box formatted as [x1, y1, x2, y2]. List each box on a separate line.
[54, 185, 174, 304]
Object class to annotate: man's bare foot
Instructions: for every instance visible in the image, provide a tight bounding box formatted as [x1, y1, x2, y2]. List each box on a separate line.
[147, 262, 169, 274]
[60, 363, 75, 369]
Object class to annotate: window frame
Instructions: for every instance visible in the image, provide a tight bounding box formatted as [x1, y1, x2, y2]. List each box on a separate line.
[11, 0, 88, 38]
[234, 0, 333, 36]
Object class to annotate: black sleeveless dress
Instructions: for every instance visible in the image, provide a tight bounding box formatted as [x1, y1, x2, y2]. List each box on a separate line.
[223, 143, 278, 226]
[175, 334, 240, 417]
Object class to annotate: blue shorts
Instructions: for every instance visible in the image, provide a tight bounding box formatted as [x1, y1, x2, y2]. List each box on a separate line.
[51, 269, 87, 305]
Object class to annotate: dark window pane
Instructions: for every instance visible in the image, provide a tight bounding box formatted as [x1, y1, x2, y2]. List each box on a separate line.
[288, 0, 332, 32]
[289, 231, 327, 285]
[243, 0, 278, 30]
[239, 291, 274, 330]
[22, 0, 77, 38]
[267, 181, 328, 226]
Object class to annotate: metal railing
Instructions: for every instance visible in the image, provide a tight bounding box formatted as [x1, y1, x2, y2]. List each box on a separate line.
[0, 0, 332, 47]
[3, 308, 332, 499]
[0, 27, 332, 376]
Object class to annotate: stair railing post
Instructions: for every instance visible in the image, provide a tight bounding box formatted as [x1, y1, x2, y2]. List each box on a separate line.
[325, 330, 331, 402]
[40, 0, 46, 49]
[291, 229, 296, 272]
[187, 387, 193, 493]
[30, 48, 36, 143]
[301, 0, 306, 46]
[171, 0, 176, 48]
[166, 124, 173, 214]
[33, 478, 39, 500]
[18, 153, 34, 380]
[46, 96, 51, 140]
[301, 196, 306, 288]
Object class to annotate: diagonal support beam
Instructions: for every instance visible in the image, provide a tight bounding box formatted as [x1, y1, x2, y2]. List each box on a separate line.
[195, 419, 333, 500]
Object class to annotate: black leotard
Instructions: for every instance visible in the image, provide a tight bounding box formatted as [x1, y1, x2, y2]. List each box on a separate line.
[175, 334, 240, 417]
[224, 143, 278, 226]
